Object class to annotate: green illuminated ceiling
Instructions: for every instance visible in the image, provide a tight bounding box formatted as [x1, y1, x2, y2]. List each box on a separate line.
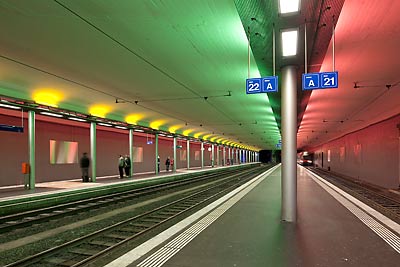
[0, 0, 283, 150]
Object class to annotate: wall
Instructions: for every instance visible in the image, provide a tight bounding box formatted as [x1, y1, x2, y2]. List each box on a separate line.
[0, 111, 240, 186]
[310, 114, 400, 189]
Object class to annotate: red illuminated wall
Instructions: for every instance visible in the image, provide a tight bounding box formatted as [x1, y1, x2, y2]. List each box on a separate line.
[310, 115, 400, 189]
[0, 110, 220, 187]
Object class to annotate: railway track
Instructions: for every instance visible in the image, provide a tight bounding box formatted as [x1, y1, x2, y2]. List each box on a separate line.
[0, 167, 251, 235]
[2, 165, 271, 266]
[306, 167, 400, 223]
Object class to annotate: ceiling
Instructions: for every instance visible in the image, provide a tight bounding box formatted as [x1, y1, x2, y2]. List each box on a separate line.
[0, 0, 398, 151]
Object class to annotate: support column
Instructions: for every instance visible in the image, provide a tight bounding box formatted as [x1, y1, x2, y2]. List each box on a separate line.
[216, 145, 220, 166]
[281, 65, 297, 222]
[28, 110, 35, 189]
[223, 146, 226, 166]
[186, 139, 190, 170]
[200, 141, 204, 169]
[129, 129, 133, 177]
[211, 144, 215, 167]
[90, 122, 96, 182]
[173, 136, 177, 173]
[155, 133, 159, 174]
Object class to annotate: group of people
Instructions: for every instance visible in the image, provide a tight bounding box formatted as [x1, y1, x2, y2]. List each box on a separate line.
[80, 152, 176, 182]
[118, 155, 131, 178]
[157, 156, 175, 173]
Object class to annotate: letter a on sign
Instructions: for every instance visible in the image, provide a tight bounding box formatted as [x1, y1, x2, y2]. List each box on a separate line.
[302, 73, 319, 90]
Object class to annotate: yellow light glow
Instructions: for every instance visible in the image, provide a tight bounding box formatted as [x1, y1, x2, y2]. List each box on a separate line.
[32, 89, 64, 107]
[182, 129, 194, 136]
[150, 120, 166, 130]
[169, 124, 183, 133]
[89, 105, 111, 118]
[210, 137, 218, 142]
[125, 114, 144, 125]
[194, 132, 205, 139]
[202, 134, 212, 140]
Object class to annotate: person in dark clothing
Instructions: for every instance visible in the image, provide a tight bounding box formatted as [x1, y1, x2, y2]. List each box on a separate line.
[118, 155, 125, 178]
[157, 155, 160, 173]
[124, 155, 131, 177]
[79, 152, 90, 182]
[165, 157, 170, 171]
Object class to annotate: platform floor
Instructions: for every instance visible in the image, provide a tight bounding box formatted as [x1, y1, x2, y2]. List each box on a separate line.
[105, 165, 400, 267]
[0, 163, 245, 201]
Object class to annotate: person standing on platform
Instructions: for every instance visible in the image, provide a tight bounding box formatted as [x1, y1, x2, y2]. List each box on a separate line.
[118, 155, 125, 178]
[79, 152, 90, 182]
[157, 155, 160, 173]
[124, 155, 131, 178]
[170, 158, 174, 172]
[165, 156, 170, 172]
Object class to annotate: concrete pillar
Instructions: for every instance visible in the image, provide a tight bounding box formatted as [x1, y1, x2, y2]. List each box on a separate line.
[201, 141, 204, 169]
[173, 136, 177, 173]
[28, 110, 35, 189]
[90, 122, 96, 182]
[155, 133, 159, 174]
[187, 139, 190, 169]
[216, 145, 220, 166]
[223, 146, 226, 166]
[211, 144, 215, 167]
[281, 65, 297, 222]
[129, 129, 133, 177]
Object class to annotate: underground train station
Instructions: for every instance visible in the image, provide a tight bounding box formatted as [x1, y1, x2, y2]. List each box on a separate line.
[0, 0, 399, 266]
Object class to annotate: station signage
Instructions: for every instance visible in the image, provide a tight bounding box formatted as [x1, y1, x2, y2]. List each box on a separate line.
[302, 71, 338, 90]
[246, 76, 278, 94]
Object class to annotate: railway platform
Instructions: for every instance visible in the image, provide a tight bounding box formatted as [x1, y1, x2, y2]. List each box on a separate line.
[104, 165, 400, 267]
[0, 163, 253, 202]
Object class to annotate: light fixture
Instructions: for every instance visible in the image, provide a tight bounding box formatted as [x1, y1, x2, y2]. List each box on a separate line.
[279, 0, 300, 14]
[40, 111, 63, 118]
[281, 29, 298, 57]
[98, 123, 112, 127]
[134, 129, 144, 132]
[68, 117, 86, 122]
[115, 126, 127, 130]
[0, 103, 21, 110]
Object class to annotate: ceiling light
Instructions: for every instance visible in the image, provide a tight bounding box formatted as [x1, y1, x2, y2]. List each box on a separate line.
[0, 103, 21, 110]
[281, 29, 298, 57]
[279, 0, 300, 14]
[115, 126, 127, 130]
[68, 117, 86, 122]
[40, 111, 63, 118]
[98, 123, 112, 127]
[134, 129, 144, 132]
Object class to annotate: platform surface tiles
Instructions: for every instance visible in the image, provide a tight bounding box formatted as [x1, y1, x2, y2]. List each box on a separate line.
[102, 165, 400, 267]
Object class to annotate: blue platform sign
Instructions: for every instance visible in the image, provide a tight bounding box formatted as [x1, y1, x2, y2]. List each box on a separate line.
[302, 71, 338, 90]
[246, 76, 278, 94]
[246, 78, 262, 94]
[320, 71, 338, 88]
[302, 73, 320, 90]
[262, 76, 278, 92]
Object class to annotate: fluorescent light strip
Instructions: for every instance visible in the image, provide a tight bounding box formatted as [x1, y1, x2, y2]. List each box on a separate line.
[115, 126, 127, 130]
[68, 117, 87, 122]
[279, 0, 300, 14]
[134, 129, 144, 132]
[98, 123, 112, 127]
[282, 29, 298, 56]
[0, 103, 21, 110]
[40, 111, 63, 118]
